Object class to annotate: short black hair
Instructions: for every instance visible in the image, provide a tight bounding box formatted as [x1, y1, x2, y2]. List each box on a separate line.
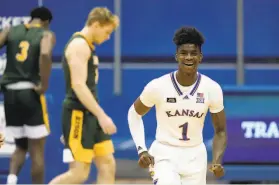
[30, 7, 53, 22]
[173, 26, 205, 51]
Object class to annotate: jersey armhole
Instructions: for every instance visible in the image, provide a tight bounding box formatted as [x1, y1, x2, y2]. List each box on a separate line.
[65, 38, 92, 62]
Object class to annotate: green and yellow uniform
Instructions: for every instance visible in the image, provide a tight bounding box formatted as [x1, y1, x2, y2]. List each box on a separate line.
[1, 24, 50, 140]
[62, 33, 113, 163]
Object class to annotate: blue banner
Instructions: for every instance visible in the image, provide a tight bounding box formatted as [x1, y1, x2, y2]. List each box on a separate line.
[2, 0, 279, 58]
[224, 117, 279, 164]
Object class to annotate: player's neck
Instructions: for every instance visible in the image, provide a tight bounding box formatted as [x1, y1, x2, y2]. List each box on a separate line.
[80, 27, 94, 44]
[29, 19, 42, 27]
[176, 71, 197, 86]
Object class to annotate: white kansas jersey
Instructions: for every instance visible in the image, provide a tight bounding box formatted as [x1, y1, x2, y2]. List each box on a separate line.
[140, 71, 224, 147]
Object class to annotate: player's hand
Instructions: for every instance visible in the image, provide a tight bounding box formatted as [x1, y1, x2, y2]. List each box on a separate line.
[97, 114, 117, 135]
[0, 133, 4, 148]
[138, 151, 154, 169]
[209, 164, 225, 178]
[34, 84, 48, 94]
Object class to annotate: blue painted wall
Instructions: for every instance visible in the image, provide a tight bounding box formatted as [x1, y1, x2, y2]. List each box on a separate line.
[1, 0, 279, 57]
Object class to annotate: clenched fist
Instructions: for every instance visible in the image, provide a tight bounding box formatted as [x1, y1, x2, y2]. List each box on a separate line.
[97, 114, 117, 135]
[209, 164, 225, 178]
[138, 151, 154, 169]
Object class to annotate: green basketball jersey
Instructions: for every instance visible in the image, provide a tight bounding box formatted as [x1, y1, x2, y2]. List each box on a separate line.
[1, 24, 45, 86]
[63, 32, 99, 110]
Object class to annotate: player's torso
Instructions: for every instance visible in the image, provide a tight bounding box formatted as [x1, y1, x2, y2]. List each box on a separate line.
[1, 24, 44, 85]
[63, 32, 99, 110]
[155, 72, 210, 147]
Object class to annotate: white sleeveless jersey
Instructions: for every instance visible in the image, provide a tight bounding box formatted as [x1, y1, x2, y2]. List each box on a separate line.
[140, 71, 224, 147]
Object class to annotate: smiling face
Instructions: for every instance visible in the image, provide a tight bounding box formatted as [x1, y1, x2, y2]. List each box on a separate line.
[176, 44, 203, 74]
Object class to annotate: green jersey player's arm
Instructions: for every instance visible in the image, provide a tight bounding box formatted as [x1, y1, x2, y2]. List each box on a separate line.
[0, 27, 10, 48]
[209, 84, 227, 165]
[39, 30, 56, 92]
[128, 79, 158, 154]
[66, 38, 106, 118]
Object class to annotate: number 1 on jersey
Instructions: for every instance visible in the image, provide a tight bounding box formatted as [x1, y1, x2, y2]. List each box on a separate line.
[179, 122, 190, 141]
[16, 41, 30, 62]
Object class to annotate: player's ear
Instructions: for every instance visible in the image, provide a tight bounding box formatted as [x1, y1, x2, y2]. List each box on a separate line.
[175, 53, 178, 61]
[92, 21, 99, 29]
[42, 21, 49, 29]
[199, 53, 203, 63]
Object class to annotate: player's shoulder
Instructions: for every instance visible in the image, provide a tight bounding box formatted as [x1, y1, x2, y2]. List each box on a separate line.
[200, 73, 222, 90]
[67, 37, 90, 53]
[41, 30, 56, 44]
[11, 24, 24, 30]
[70, 37, 88, 46]
[6, 25, 23, 40]
[43, 30, 55, 37]
[145, 73, 172, 89]
[7, 24, 23, 33]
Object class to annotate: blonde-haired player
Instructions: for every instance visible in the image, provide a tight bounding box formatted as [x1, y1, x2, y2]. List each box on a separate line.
[128, 26, 227, 185]
[49, 7, 119, 184]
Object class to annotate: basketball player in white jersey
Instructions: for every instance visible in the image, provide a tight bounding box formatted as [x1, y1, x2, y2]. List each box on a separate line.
[128, 26, 227, 185]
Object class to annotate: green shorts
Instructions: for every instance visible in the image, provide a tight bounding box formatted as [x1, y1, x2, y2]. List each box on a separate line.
[4, 89, 50, 139]
[62, 106, 114, 163]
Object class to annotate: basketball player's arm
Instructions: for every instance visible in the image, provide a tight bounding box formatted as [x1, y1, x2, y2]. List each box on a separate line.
[210, 84, 227, 165]
[38, 31, 56, 92]
[66, 39, 106, 118]
[128, 97, 151, 154]
[128, 80, 157, 154]
[211, 110, 227, 164]
[0, 27, 10, 48]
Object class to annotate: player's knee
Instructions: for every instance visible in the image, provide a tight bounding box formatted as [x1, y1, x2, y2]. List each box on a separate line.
[95, 154, 116, 176]
[32, 158, 44, 169]
[28, 138, 46, 159]
[31, 159, 44, 177]
[30, 149, 45, 167]
[14, 147, 28, 157]
[69, 170, 89, 183]
[31, 156, 44, 175]
[68, 162, 91, 182]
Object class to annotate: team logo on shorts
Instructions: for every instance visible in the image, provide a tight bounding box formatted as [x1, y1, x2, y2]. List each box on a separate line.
[196, 92, 204, 103]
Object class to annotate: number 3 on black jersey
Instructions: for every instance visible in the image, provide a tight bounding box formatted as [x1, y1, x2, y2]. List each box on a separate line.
[16, 41, 30, 62]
